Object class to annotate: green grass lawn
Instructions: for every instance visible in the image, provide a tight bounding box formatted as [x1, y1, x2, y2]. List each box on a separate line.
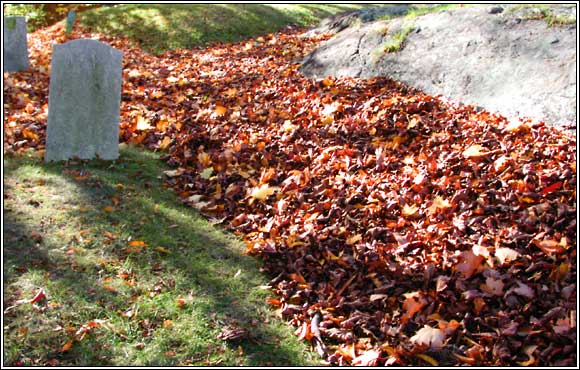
[77, 3, 380, 53]
[3, 147, 318, 366]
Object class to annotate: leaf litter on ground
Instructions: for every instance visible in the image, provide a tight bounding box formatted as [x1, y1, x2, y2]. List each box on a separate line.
[3, 20, 576, 366]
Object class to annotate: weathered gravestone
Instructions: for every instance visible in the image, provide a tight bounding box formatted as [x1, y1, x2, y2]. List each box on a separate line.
[45, 39, 122, 162]
[65, 10, 76, 34]
[3, 16, 30, 72]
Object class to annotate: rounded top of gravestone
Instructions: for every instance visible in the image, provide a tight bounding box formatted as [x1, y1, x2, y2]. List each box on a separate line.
[54, 38, 122, 58]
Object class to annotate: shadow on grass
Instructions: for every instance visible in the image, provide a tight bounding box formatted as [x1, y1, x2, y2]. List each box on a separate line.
[3, 147, 316, 366]
[79, 4, 375, 53]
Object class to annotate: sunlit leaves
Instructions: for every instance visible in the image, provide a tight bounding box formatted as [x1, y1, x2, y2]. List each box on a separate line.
[200, 167, 214, 179]
[352, 349, 381, 366]
[462, 144, 489, 158]
[533, 238, 567, 255]
[410, 325, 446, 349]
[426, 196, 451, 216]
[135, 115, 153, 130]
[3, 17, 576, 367]
[250, 184, 279, 201]
[494, 247, 520, 266]
[402, 204, 419, 217]
[214, 105, 228, 116]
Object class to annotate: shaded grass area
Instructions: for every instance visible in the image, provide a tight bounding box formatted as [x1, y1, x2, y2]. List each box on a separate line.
[78, 3, 378, 54]
[3, 147, 318, 366]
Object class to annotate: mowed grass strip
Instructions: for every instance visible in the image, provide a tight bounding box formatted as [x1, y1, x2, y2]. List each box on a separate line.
[78, 3, 380, 53]
[3, 146, 318, 366]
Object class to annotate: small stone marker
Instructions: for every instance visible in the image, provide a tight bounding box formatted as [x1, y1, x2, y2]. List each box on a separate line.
[65, 10, 76, 34]
[3, 16, 30, 72]
[45, 39, 122, 162]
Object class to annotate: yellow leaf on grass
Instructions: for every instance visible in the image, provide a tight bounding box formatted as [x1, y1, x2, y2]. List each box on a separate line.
[163, 320, 173, 328]
[250, 184, 279, 201]
[155, 246, 171, 254]
[103, 206, 115, 213]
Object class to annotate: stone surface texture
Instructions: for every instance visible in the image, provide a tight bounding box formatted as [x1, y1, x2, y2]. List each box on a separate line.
[300, 4, 576, 129]
[45, 39, 122, 162]
[3, 16, 30, 72]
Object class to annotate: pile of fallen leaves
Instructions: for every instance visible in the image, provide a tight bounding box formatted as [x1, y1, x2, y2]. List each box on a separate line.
[3, 21, 576, 366]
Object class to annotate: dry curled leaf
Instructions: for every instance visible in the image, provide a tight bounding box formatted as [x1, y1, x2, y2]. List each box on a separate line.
[410, 325, 446, 349]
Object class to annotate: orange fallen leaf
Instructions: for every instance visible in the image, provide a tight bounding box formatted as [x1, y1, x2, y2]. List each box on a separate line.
[129, 240, 147, 247]
[214, 105, 227, 116]
[402, 291, 426, 323]
[321, 77, 334, 87]
[61, 339, 74, 352]
[455, 249, 485, 278]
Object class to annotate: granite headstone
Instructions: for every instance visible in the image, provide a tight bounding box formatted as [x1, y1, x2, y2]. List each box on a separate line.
[45, 39, 122, 162]
[3, 16, 30, 72]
